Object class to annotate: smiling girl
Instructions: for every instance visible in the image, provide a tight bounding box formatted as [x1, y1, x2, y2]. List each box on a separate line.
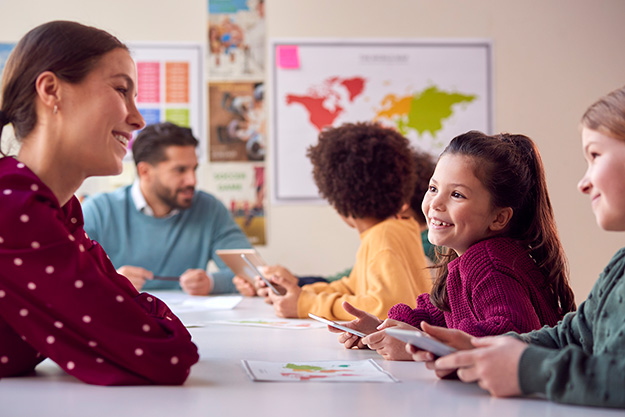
[419, 86, 625, 408]
[335, 131, 576, 360]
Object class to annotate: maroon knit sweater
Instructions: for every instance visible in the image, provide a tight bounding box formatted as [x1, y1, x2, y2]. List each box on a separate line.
[388, 237, 563, 336]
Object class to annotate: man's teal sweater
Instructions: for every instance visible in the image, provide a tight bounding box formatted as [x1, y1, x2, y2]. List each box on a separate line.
[82, 185, 252, 294]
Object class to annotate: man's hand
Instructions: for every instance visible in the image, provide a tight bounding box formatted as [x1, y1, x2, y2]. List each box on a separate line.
[180, 269, 213, 295]
[233, 276, 258, 296]
[116, 265, 153, 291]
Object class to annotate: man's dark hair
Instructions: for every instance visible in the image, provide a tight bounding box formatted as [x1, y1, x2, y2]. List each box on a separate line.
[307, 122, 416, 220]
[132, 122, 199, 166]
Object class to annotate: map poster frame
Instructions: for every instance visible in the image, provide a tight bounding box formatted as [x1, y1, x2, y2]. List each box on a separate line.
[270, 38, 493, 204]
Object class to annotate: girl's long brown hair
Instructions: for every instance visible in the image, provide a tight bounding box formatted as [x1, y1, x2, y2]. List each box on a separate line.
[430, 131, 576, 315]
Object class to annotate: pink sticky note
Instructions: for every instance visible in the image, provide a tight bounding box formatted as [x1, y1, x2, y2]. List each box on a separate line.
[276, 45, 300, 69]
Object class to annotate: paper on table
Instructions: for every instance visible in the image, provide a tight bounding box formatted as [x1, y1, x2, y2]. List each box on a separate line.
[241, 359, 397, 382]
[153, 291, 243, 313]
[211, 317, 326, 330]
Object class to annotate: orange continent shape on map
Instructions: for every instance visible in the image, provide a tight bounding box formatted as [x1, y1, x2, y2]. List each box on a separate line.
[285, 94, 344, 131]
[374, 94, 413, 120]
[374, 85, 476, 137]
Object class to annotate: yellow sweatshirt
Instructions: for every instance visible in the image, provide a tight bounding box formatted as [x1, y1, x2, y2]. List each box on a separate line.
[297, 217, 432, 320]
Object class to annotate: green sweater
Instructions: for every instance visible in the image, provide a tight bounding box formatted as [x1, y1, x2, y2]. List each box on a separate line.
[516, 247, 625, 408]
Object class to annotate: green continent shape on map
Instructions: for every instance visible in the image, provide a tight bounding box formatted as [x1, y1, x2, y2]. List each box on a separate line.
[376, 86, 476, 137]
[285, 363, 324, 372]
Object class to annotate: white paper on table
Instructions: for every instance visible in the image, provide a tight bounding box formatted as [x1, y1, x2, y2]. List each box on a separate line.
[241, 359, 397, 382]
[153, 292, 243, 313]
[211, 317, 326, 330]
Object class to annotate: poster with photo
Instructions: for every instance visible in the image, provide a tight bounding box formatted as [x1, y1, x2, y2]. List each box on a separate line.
[205, 162, 266, 245]
[129, 42, 205, 160]
[207, 0, 265, 80]
[209, 81, 265, 162]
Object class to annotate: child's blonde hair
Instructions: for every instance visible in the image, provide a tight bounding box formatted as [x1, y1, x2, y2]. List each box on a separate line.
[582, 86, 625, 142]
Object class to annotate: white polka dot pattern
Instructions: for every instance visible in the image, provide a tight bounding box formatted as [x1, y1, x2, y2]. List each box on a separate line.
[0, 157, 198, 385]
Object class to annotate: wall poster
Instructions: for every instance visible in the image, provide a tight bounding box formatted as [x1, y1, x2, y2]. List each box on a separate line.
[271, 39, 493, 203]
[129, 42, 205, 161]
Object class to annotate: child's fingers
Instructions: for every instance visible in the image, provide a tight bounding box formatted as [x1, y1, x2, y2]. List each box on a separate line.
[341, 301, 369, 319]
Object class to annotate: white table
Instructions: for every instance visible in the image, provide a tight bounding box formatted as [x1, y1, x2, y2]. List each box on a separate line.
[0, 293, 622, 417]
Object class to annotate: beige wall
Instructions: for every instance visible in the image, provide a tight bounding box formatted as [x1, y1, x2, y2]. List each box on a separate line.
[1, 0, 624, 302]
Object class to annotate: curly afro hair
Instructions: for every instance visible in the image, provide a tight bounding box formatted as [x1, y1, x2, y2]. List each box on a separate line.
[307, 122, 416, 219]
[409, 149, 436, 224]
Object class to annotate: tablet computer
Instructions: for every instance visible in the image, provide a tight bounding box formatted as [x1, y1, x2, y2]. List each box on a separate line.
[216, 249, 266, 284]
[308, 313, 367, 338]
[384, 328, 456, 357]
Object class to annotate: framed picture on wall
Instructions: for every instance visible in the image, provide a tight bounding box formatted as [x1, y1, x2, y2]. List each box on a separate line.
[271, 38, 493, 204]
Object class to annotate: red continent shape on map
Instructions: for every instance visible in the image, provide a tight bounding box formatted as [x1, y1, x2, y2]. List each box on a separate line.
[340, 77, 365, 101]
[285, 94, 344, 131]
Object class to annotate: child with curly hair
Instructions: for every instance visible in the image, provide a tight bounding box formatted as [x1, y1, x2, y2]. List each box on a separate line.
[259, 122, 433, 320]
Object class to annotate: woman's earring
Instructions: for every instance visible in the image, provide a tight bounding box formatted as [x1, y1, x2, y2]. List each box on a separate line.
[53, 104, 58, 114]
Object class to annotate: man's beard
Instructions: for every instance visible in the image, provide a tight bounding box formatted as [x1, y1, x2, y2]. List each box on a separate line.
[154, 184, 195, 211]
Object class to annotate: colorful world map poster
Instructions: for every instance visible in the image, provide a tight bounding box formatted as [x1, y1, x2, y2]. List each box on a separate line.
[271, 39, 492, 203]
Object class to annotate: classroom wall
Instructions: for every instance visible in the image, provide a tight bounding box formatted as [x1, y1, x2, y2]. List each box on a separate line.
[1, 0, 624, 302]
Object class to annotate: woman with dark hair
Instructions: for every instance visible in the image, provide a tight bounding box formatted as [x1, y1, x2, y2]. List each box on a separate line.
[0, 21, 198, 385]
